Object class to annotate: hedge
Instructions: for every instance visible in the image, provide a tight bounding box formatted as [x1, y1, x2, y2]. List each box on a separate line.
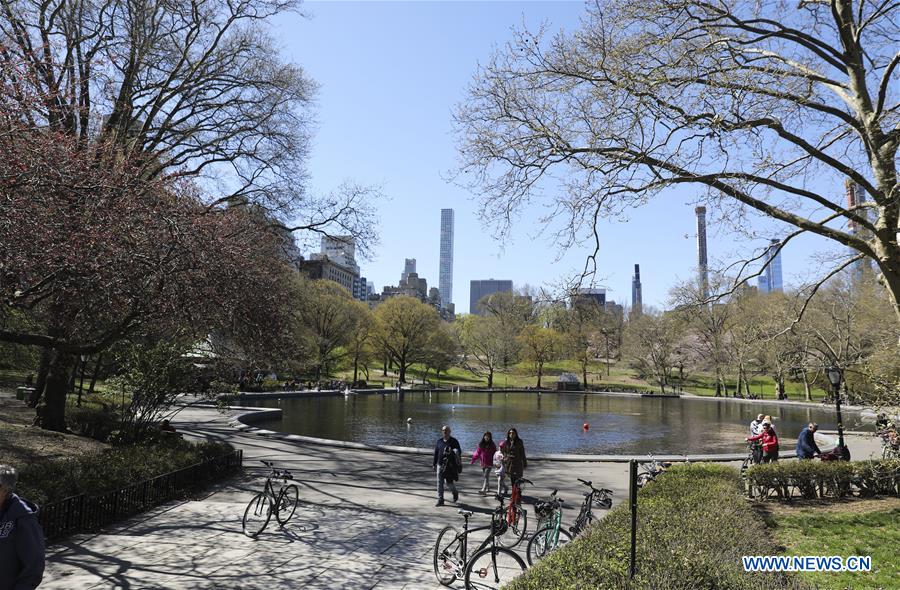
[747, 459, 900, 501]
[507, 464, 807, 590]
[16, 439, 235, 506]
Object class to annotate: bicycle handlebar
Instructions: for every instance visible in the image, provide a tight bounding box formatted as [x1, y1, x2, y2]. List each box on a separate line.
[578, 478, 592, 486]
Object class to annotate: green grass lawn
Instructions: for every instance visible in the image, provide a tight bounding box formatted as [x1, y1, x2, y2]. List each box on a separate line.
[771, 500, 900, 589]
[354, 360, 829, 400]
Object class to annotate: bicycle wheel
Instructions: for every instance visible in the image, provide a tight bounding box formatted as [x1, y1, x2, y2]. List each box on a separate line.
[496, 505, 526, 548]
[526, 524, 573, 565]
[275, 484, 299, 526]
[433, 525, 463, 586]
[636, 473, 653, 488]
[464, 546, 526, 590]
[242, 493, 272, 538]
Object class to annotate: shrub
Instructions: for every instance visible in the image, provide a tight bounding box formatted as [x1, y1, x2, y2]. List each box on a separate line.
[65, 406, 121, 442]
[508, 464, 807, 590]
[16, 439, 234, 506]
[747, 460, 900, 500]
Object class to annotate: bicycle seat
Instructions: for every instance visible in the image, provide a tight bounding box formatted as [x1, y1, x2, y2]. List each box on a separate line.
[457, 509, 473, 517]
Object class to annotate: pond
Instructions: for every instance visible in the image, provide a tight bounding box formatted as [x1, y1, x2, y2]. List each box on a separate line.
[251, 391, 871, 456]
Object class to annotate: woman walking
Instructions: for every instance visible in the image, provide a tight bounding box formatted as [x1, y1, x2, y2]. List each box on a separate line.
[470, 432, 497, 495]
[504, 427, 528, 483]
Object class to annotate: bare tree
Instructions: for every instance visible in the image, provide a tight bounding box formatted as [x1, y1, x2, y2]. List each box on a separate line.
[455, 0, 900, 325]
[456, 315, 507, 388]
[623, 312, 679, 393]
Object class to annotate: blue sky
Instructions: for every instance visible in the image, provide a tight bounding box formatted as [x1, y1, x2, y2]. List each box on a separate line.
[277, 1, 842, 313]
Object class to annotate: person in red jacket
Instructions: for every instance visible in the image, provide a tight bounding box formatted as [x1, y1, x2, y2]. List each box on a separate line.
[747, 421, 780, 462]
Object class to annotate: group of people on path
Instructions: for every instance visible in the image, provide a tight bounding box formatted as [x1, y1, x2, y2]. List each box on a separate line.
[432, 426, 527, 506]
[746, 413, 825, 463]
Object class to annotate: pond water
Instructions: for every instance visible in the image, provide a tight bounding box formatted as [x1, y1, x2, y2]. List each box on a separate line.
[251, 391, 871, 456]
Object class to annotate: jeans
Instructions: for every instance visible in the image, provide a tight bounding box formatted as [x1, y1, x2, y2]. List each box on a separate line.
[437, 470, 457, 501]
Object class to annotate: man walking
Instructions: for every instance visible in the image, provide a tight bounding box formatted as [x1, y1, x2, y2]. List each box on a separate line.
[796, 422, 822, 460]
[433, 425, 462, 506]
[0, 465, 45, 590]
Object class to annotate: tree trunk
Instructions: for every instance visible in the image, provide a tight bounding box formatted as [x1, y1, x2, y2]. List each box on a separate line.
[802, 371, 812, 401]
[605, 336, 611, 376]
[37, 351, 75, 432]
[487, 368, 494, 389]
[398, 354, 407, 384]
[29, 348, 51, 407]
[382, 354, 388, 376]
[352, 352, 359, 385]
[736, 372, 743, 398]
[582, 361, 588, 390]
[87, 353, 103, 394]
[536, 363, 543, 389]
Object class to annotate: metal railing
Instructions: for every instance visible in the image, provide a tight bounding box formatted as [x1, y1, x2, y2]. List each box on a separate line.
[39, 449, 243, 542]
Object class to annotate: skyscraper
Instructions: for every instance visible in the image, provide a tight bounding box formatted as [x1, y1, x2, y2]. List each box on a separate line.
[758, 239, 784, 293]
[695, 206, 709, 299]
[631, 264, 643, 315]
[439, 209, 454, 309]
[469, 279, 513, 315]
[402, 258, 416, 282]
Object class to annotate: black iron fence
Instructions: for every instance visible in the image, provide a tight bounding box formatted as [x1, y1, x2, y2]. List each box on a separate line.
[39, 449, 243, 542]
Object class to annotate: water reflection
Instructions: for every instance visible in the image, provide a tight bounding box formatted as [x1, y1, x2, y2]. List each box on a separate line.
[255, 392, 870, 455]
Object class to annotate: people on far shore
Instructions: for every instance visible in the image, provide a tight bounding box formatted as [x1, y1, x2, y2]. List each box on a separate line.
[0, 465, 45, 590]
[470, 432, 497, 496]
[433, 425, 462, 507]
[747, 420, 779, 463]
[796, 422, 821, 460]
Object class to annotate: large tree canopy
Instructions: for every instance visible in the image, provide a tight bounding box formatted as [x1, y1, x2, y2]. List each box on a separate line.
[455, 0, 899, 324]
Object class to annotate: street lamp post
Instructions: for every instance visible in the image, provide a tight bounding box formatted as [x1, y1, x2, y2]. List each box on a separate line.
[826, 366, 846, 453]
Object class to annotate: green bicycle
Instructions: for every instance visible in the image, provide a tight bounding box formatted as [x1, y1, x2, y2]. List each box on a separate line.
[525, 488, 571, 565]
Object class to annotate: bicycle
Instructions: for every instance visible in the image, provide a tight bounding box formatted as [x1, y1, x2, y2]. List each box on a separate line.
[636, 453, 671, 488]
[241, 460, 300, 538]
[433, 496, 527, 589]
[497, 476, 530, 548]
[525, 489, 571, 565]
[569, 478, 613, 536]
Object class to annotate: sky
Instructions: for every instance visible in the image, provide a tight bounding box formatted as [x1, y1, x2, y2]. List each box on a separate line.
[276, 1, 844, 313]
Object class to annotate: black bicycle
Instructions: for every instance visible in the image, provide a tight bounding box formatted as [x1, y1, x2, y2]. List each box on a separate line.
[569, 478, 613, 536]
[433, 495, 527, 589]
[241, 460, 299, 538]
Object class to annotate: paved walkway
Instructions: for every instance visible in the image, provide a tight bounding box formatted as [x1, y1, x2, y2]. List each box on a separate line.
[41, 404, 883, 589]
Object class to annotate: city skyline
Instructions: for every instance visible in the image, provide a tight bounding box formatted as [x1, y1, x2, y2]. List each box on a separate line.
[281, 1, 846, 314]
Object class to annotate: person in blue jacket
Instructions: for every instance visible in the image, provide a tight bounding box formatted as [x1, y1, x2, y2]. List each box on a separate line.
[796, 422, 822, 460]
[0, 465, 45, 590]
[432, 425, 462, 506]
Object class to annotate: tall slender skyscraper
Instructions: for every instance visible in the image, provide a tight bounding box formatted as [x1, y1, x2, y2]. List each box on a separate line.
[631, 264, 643, 315]
[758, 239, 784, 293]
[439, 209, 454, 309]
[695, 206, 709, 299]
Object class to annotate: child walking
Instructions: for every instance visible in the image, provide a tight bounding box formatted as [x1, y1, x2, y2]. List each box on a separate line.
[470, 432, 497, 495]
[494, 440, 509, 497]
